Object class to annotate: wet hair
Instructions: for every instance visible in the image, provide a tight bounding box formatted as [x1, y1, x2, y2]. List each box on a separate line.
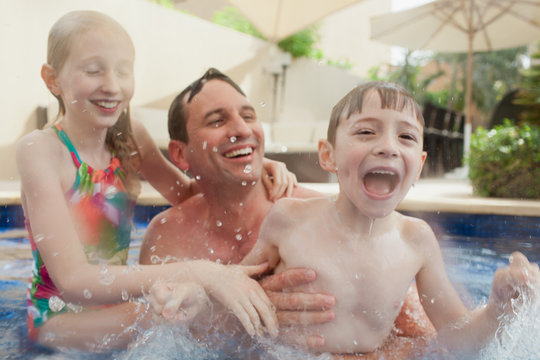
[46, 10, 140, 198]
[327, 81, 424, 145]
[168, 68, 246, 143]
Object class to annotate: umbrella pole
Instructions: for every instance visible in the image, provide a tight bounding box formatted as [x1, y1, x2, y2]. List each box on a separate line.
[463, 33, 474, 173]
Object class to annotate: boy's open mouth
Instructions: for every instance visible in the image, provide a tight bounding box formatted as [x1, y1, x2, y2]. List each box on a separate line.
[363, 170, 398, 196]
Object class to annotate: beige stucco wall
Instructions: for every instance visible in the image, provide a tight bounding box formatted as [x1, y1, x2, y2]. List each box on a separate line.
[0, 0, 391, 180]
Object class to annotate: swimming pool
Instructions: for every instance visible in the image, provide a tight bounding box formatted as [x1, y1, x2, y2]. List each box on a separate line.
[1, 205, 539, 359]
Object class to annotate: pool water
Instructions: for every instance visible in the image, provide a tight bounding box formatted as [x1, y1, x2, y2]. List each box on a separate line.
[1, 226, 539, 359]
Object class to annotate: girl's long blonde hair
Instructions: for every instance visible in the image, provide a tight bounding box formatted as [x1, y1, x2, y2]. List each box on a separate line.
[46, 10, 141, 199]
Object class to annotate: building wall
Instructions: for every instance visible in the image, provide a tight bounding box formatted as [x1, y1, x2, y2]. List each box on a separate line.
[0, 0, 391, 180]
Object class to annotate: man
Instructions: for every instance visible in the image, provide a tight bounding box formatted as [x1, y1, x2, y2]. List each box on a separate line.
[140, 68, 434, 352]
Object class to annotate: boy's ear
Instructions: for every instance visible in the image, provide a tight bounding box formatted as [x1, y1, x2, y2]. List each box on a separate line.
[41, 64, 61, 95]
[416, 151, 427, 180]
[168, 140, 190, 171]
[318, 139, 337, 173]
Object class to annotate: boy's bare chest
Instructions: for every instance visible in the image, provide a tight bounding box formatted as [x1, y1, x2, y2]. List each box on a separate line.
[275, 227, 422, 351]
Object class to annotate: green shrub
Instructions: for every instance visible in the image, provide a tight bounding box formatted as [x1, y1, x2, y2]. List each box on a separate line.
[468, 121, 540, 199]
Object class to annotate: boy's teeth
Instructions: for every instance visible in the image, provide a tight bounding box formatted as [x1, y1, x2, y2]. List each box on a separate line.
[371, 170, 395, 175]
[225, 147, 253, 158]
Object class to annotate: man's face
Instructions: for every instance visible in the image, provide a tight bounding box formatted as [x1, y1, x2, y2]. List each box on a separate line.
[180, 79, 265, 186]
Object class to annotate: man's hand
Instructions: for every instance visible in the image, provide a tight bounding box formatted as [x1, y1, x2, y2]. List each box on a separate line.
[260, 268, 336, 348]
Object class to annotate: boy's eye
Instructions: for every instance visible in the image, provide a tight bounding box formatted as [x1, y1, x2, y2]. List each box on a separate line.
[356, 129, 374, 135]
[400, 133, 418, 142]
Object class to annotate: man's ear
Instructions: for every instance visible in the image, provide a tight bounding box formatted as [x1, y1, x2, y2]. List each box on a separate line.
[41, 64, 61, 95]
[318, 139, 337, 173]
[169, 140, 190, 171]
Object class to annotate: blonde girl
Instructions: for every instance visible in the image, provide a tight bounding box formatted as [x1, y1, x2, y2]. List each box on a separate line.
[17, 10, 284, 351]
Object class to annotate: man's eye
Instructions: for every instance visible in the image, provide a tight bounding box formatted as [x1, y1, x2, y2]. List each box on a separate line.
[208, 119, 223, 127]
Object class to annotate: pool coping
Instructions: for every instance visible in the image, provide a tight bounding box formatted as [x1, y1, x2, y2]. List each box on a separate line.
[2, 178, 540, 217]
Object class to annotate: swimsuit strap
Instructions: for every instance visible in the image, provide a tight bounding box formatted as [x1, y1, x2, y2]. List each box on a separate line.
[52, 124, 119, 175]
[52, 124, 83, 168]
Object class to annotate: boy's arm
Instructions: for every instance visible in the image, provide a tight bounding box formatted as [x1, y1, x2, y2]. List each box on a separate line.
[415, 219, 539, 354]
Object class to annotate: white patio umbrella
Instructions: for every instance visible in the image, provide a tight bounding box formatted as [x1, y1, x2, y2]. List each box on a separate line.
[227, 0, 366, 42]
[370, 0, 540, 157]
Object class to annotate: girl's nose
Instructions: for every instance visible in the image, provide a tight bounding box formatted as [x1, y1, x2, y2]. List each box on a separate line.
[101, 72, 120, 93]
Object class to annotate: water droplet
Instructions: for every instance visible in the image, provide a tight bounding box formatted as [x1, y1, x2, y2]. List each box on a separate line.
[150, 255, 160, 264]
[202, 141, 207, 150]
[150, 245, 156, 252]
[259, 101, 266, 107]
[353, 340, 358, 346]
[195, 175, 201, 180]
[241, 181, 247, 186]
[212, 147, 218, 152]
[230, 136, 237, 143]
[71, 99, 78, 104]
[209, 248, 215, 254]
[235, 234, 243, 241]
[34, 234, 45, 243]
[216, 259, 222, 264]
[83, 289, 92, 299]
[121, 289, 130, 301]
[67, 303, 83, 313]
[251, 181, 256, 186]
[280, 145, 288, 152]
[216, 220, 223, 227]
[26, 142, 34, 146]
[160, 218, 167, 225]
[243, 164, 252, 174]
[368, 218, 375, 236]
[104, 186, 118, 199]
[49, 296, 66, 312]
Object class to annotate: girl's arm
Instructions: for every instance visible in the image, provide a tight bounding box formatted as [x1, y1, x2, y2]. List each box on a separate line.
[16, 131, 276, 336]
[132, 119, 298, 205]
[132, 119, 196, 205]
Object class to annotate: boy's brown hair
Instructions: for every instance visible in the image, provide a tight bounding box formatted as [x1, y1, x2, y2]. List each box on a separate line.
[327, 81, 424, 145]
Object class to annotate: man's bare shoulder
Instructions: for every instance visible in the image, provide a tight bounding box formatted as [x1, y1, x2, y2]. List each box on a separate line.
[140, 195, 206, 264]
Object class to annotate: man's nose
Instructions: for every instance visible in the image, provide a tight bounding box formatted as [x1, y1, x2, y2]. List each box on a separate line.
[227, 115, 252, 138]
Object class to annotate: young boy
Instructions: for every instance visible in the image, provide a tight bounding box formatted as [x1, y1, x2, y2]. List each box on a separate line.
[242, 81, 539, 356]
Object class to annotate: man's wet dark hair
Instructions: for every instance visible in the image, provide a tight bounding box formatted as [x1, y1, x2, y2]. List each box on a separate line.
[168, 68, 246, 143]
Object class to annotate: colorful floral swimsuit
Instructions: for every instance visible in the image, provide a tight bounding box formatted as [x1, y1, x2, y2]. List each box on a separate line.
[26, 124, 135, 340]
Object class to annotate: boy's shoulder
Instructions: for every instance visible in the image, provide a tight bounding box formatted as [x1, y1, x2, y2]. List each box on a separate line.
[395, 211, 437, 244]
[268, 196, 332, 223]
